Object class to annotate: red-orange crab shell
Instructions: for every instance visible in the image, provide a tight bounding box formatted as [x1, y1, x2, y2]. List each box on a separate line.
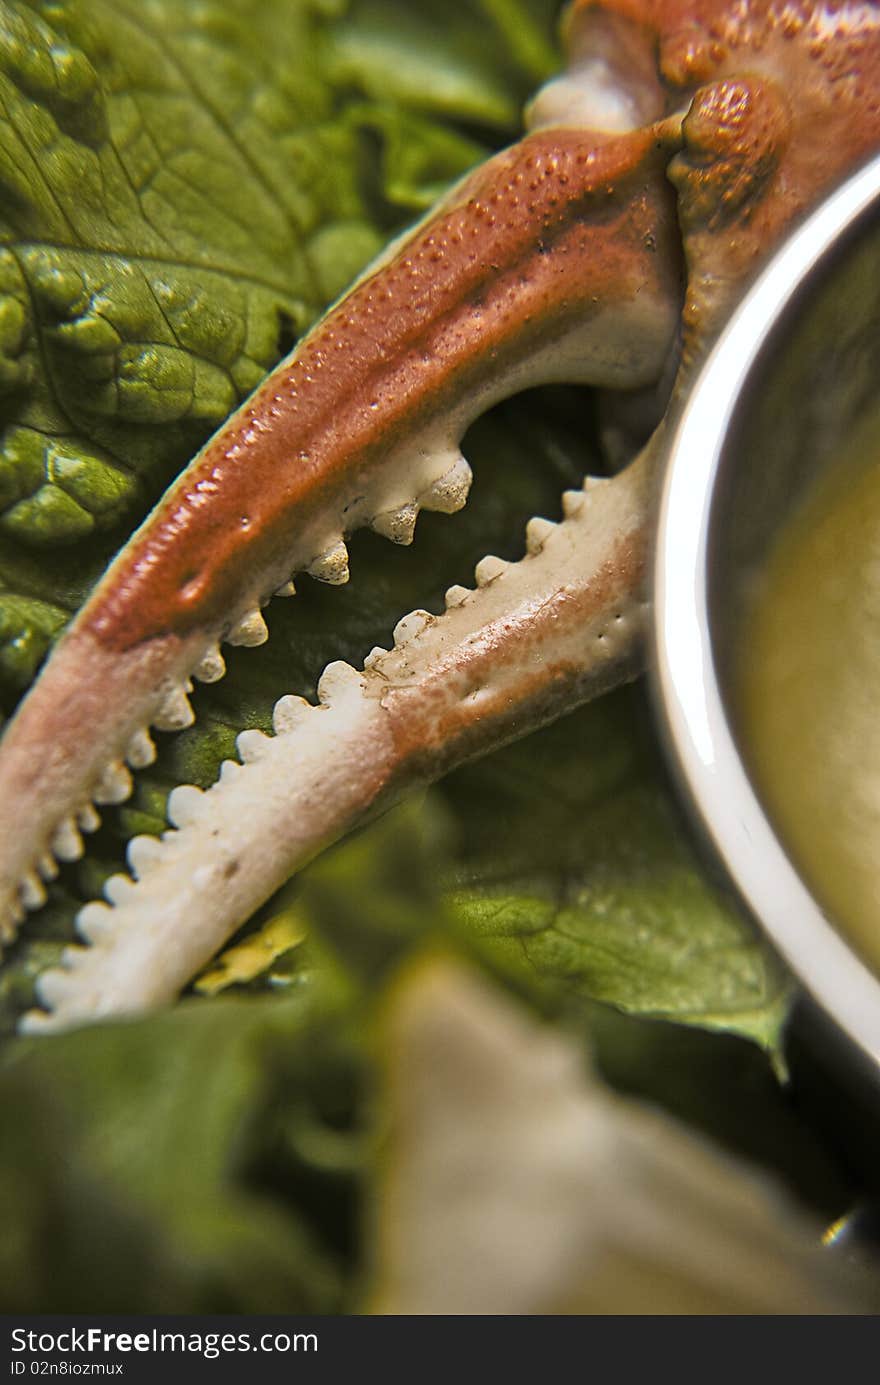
[629, 0, 880, 343]
[89, 122, 684, 653]
[4, 0, 880, 1029]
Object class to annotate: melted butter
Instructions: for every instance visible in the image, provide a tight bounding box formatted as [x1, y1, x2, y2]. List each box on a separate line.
[737, 408, 880, 973]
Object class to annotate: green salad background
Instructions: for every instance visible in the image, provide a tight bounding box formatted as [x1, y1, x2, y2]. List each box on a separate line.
[0, 0, 874, 1313]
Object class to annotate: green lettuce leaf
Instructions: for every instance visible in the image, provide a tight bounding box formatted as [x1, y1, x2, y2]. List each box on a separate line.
[0, 0, 353, 545]
[0, 0, 559, 697]
[0, 983, 361, 1312]
[439, 694, 792, 1054]
[323, 0, 557, 126]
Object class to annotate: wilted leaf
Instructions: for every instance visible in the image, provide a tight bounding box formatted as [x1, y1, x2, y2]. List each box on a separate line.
[369, 958, 869, 1314]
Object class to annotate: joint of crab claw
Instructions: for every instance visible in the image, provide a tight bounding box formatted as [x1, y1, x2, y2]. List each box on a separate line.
[528, 1, 666, 136]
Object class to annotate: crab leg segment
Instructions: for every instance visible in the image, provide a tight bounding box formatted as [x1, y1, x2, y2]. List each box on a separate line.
[14, 0, 880, 1026]
[24, 453, 652, 1031]
[0, 114, 683, 944]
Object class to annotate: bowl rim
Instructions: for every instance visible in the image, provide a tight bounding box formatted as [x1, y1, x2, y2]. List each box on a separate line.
[652, 153, 880, 1084]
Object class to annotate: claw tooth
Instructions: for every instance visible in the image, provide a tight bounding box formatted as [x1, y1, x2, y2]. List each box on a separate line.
[104, 873, 136, 906]
[38, 852, 59, 882]
[474, 555, 507, 587]
[154, 686, 194, 731]
[94, 759, 133, 806]
[18, 1009, 56, 1034]
[562, 489, 586, 519]
[363, 645, 389, 671]
[227, 609, 269, 647]
[525, 517, 556, 554]
[393, 610, 433, 646]
[236, 728, 272, 763]
[372, 503, 418, 545]
[2, 899, 25, 940]
[167, 783, 206, 828]
[272, 695, 311, 734]
[76, 900, 115, 944]
[127, 834, 163, 878]
[34, 970, 69, 1009]
[126, 727, 157, 769]
[308, 540, 349, 585]
[219, 758, 243, 784]
[20, 871, 47, 910]
[61, 943, 93, 970]
[52, 817, 84, 862]
[35, 962, 89, 1009]
[195, 646, 226, 683]
[77, 803, 101, 833]
[420, 456, 472, 514]
[317, 661, 363, 704]
[444, 585, 470, 609]
[274, 580, 296, 598]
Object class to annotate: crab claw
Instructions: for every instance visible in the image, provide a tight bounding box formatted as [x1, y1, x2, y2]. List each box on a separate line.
[0, 89, 685, 951]
[8, 0, 880, 1026]
[23, 451, 654, 1032]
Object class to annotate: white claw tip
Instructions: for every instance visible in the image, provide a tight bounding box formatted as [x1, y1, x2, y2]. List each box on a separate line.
[34, 965, 81, 1010]
[126, 728, 157, 769]
[167, 783, 206, 828]
[127, 834, 163, 878]
[195, 647, 227, 682]
[76, 900, 115, 943]
[525, 516, 556, 554]
[154, 686, 195, 732]
[309, 540, 350, 585]
[37, 852, 59, 882]
[373, 503, 418, 545]
[393, 610, 433, 647]
[104, 873, 136, 907]
[317, 660, 363, 704]
[52, 817, 84, 863]
[363, 645, 389, 671]
[2, 901, 24, 942]
[562, 489, 586, 519]
[274, 580, 297, 598]
[227, 609, 269, 648]
[93, 760, 134, 806]
[272, 695, 311, 734]
[421, 456, 472, 515]
[444, 585, 470, 609]
[20, 872, 47, 910]
[236, 728, 272, 763]
[77, 803, 101, 834]
[474, 555, 507, 587]
[18, 1008, 56, 1036]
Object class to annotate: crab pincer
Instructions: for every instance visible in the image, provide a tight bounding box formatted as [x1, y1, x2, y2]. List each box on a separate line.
[6, 0, 880, 1028]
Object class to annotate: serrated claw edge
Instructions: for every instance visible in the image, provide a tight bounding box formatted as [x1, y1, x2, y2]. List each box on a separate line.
[21, 456, 653, 1030]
